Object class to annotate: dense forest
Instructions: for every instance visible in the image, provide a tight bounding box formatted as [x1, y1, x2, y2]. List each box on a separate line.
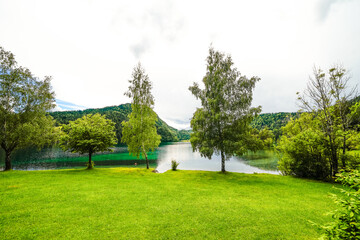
[251, 95, 360, 141]
[251, 112, 298, 140]
[50, 103, 191, 143]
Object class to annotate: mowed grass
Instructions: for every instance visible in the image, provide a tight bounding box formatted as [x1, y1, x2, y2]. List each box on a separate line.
[0, 168, 340, 239]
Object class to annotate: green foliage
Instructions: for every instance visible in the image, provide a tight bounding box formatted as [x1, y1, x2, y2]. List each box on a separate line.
[171, 159, 179, 171]
[251, 112, 298, 140]
[297, 65, 359, 176]
[50, 104, 190, 142]
[319, 169, 360, 239]
[189, 46, 261, 172]
[277, 113, 331, 179]
[278, 107, 360, 179]
[121, 63, 161, 169]
[0, 46, 57, 170]
[60, 113, 117, 169]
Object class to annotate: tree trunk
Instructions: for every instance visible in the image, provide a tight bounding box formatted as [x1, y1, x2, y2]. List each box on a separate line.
[88, 152, 93, 169]
[144, 151, 149, 169]
[221, 150, 225, 173]
[331, 148, 338, 177]
[342, 136, 346, 168]
[4, 150, 12, 171]
[328, 135, 338, 177]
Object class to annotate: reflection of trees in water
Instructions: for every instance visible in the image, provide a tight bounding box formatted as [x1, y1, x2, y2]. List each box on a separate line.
[1, 143, 279, 173]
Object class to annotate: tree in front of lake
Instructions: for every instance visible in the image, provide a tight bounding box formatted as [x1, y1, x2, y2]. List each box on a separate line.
[121, 63, 161, 169]
[189, 46, 261, 173]
[0, 46, 58, 171]
[60, 113, 117, 169]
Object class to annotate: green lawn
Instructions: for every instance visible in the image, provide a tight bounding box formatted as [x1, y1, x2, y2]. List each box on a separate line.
[0, 168, 340, 239]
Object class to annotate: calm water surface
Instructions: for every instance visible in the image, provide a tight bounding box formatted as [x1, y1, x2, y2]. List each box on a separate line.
[157, 142, 278, 174]
[1, 142, 279, 174]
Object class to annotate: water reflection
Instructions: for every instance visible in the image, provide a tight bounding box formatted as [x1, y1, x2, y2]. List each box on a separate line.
[1, 142, 279, 174]
[156, 142, 279, 174]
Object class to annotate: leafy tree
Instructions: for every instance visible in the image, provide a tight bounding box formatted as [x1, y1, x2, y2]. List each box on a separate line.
[121, 63, 161, 169]
[189, 47, 261, 173]
[277, 113, 331, 179]
[60, 113, 117, 169]
[258, 127, 275, 149]
[0, 46, 57, 170]
[297, 65, 358, 175]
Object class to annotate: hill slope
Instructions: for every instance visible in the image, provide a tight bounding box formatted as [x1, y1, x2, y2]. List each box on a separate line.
[50, 103, 190, 143]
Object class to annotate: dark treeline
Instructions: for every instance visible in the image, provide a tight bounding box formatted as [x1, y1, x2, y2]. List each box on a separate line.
[50, 103, 191, 143]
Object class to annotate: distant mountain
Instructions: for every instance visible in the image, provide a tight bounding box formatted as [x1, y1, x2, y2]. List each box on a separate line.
[49, 103, 191, 143]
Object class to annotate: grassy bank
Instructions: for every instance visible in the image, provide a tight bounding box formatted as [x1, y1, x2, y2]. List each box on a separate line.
[1, 168, 339, 239]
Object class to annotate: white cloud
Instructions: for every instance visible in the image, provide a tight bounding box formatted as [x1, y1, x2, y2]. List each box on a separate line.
[1, 0, 359, 125]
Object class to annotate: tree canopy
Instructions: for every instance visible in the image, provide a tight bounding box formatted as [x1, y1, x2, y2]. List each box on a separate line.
[297, 65, 358, 175]
[60, 113, 117, 169]
[189, 47, 261, 172]
[0, 46, 57, 170]
[278, 65, 360, 179]
[121, 63, 161, 169]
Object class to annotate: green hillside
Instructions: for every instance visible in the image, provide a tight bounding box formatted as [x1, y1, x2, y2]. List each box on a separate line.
[50, 103, 190, 143]
[251, 95, 360, 140]
[251, 112, 298, 139]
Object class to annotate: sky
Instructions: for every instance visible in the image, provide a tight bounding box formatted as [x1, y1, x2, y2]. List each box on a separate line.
[0, 0, 359, 129]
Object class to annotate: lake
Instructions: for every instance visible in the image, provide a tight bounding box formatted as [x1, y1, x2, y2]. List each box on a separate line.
[0, 142, 279, 174]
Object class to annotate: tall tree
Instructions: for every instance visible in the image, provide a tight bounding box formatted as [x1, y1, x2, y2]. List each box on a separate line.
[189, 47, 261, 173]
[60, 113, 117, 169]
[297, 65, 357, 175]
[121, 63, 161, 169]
[0, 46, 57, 171]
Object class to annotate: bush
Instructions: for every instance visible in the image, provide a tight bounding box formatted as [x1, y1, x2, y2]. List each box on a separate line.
[277, 129, 330, 179]
[319, 170, 360, 239]
[171, 159, 179, 171]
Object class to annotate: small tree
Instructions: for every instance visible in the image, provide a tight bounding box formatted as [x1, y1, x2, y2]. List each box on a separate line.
[189, 46, 261, 173]
[0, 46, 57, 170]
[60, 113, 117, 169]
[297, 65, 358, 176]
[121, 63, 161, 169]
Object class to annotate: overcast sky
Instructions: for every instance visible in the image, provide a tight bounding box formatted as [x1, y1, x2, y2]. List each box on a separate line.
[1, 0, 359, 129]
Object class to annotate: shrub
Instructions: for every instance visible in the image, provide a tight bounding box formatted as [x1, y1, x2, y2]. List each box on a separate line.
[319, 169, 360, 239]
[171, 159, 179, 171]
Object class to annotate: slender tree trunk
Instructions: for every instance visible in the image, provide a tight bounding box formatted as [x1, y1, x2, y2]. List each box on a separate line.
[342, 136, 346, 168]
[331, 148, 338, 177]
[4, 150, 12, 171]
[88, 152, 93, 169]
[328, 135, 338, 177]
[144, 151, 149, 169]
[142, 146, 149, 169]
[221, 150, 225, 173]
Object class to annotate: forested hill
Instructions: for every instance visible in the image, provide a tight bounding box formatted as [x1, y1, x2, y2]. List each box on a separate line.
[251, 95, 360, 139]
[251, 112, 298, 139]
[50, 104, 191, 143]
